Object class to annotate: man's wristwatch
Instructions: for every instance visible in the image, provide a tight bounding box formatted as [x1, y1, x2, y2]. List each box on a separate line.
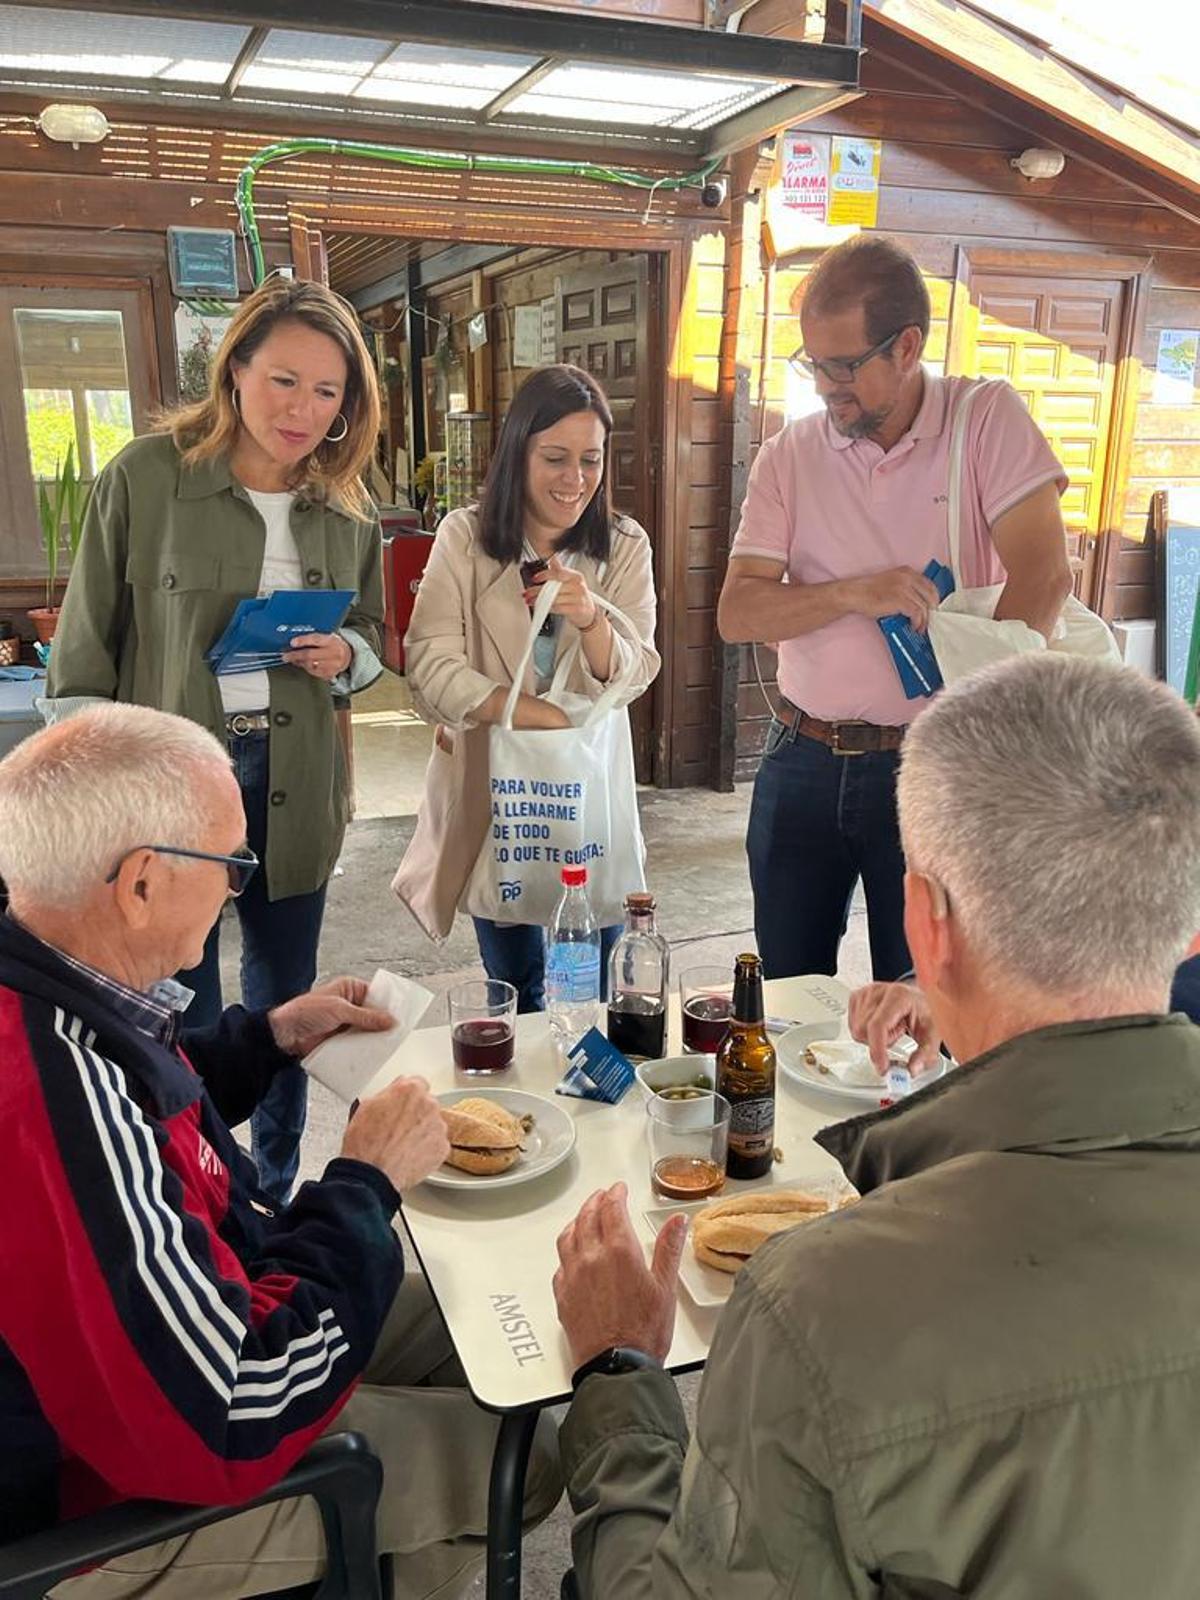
[571, 1346, 662, 1390]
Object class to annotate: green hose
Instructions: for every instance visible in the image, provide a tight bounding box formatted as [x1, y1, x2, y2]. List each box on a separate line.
[235, 137, 721, 284]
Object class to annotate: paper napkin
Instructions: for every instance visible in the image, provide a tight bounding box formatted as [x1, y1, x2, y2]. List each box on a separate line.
[302, 967, 434, 1103]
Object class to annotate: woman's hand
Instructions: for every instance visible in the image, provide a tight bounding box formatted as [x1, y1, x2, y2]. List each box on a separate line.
[529, 556, 598, 632]
[283, 631, 352, 681]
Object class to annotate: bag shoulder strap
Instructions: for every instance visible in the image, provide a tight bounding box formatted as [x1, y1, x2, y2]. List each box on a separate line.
[500, 578, 561, 729]
[945, 379, 989, 585]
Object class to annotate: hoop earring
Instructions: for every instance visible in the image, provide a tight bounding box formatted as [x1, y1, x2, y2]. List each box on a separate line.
[324, 413, 349, 443]
[231, 386, 242, 417]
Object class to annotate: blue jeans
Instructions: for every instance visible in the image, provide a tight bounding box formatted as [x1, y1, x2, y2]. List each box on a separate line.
[472, 918, 622, 1014]
[746, 719, 910, 982]
[177, 731, 328, 1202]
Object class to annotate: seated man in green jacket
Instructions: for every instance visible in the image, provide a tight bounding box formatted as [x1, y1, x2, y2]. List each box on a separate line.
[553, 652, 1200, 1599]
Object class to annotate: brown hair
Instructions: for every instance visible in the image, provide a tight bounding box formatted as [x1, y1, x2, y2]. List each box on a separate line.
[159, 278, 381, 521]
[477, 364, 614, 565]
[801, 235, 931, 348]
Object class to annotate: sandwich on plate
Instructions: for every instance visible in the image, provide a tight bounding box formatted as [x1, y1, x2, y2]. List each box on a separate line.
[440, 1097, 532, 1176]
[692, 1189, 836, 1273]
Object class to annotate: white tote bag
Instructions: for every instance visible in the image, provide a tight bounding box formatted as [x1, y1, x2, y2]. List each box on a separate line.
[464, 580, 646, 927]
[926, 381, 1120, 684]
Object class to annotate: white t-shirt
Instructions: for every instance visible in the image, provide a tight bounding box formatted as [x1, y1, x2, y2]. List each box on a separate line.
[220, 488, 303, 714]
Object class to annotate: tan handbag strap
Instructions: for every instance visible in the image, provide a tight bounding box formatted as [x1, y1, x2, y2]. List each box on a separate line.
[945, 381, 987, 586]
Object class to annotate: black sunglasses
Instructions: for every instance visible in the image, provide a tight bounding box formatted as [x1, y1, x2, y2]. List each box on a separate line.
[105, 844, 260, 897]
[788, 327, 907, 386]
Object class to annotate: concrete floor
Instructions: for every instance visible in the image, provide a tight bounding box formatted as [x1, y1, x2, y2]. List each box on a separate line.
[217, 671, 872, 1599]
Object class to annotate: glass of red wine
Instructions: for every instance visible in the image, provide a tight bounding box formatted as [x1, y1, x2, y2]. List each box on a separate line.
[449, 979, 518, 1074]
[678, 964, 735, 1055]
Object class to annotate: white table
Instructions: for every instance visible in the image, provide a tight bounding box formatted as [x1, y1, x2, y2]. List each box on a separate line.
[373, 975, 857, 1598]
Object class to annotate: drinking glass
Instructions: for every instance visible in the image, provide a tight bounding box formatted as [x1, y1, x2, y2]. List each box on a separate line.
[647, 1088, 731, 1200]
[449, 979, 517, 1074]
[678, 964, 734, 1055]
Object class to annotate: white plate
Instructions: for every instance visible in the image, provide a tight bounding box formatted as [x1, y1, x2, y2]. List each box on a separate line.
[425, 1088, 576, 1190]
[776, 1027, 947, 1106]
[643, 1202, 736, 1308]
[644, 1186, 849, 1309]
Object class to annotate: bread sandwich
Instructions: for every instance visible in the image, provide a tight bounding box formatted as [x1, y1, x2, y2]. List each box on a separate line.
[441, 1098, 532, 1176]
[692, 1189, 831, 1273]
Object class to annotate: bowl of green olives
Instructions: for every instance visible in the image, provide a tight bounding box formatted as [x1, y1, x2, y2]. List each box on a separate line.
[635, 1054, 717, 1101]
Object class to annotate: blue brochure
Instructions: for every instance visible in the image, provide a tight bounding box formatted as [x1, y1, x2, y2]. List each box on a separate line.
[877, 560, 955, 699]
[206, 589, 355, 677]
[555, 1028, 636, 1104]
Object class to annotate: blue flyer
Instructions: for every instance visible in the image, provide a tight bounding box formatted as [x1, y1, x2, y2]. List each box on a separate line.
[206, 589, 355, 676]
[555, 1028, 636, 1104]
[878, 560, 955, 698]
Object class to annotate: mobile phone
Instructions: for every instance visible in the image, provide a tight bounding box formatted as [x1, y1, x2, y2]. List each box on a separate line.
[520, 557, 555, 635]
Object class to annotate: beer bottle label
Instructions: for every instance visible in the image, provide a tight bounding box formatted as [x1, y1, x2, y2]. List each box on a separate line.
[728, 1095, 775, 1154]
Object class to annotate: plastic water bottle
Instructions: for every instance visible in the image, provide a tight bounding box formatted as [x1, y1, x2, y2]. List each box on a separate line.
[546, 866, 601, 1054]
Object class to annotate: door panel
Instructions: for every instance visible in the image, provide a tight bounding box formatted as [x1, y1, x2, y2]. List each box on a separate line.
[553, 254, 659, 783]
[959, 272, 1124, 606]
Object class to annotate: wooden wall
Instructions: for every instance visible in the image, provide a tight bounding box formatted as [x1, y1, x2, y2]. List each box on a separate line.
[714, 50, 1200, 780]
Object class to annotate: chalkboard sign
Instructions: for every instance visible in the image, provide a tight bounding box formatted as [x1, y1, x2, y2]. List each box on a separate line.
[1160, 489, 1200, 700]
[167, 227, 238, 297]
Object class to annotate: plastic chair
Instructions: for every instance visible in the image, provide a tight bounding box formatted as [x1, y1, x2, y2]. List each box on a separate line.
[0, 1433, 385, 1600]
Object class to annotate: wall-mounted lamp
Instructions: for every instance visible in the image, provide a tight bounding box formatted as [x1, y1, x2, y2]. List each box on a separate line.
[1011, 147, 1066, 181]
[36, 103, 111, 148]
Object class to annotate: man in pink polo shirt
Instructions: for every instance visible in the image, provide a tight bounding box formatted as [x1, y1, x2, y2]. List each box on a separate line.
[718, 234, 1071, 980]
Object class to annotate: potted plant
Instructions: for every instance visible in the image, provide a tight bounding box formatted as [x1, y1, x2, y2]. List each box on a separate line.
[29, 444, 88, 645]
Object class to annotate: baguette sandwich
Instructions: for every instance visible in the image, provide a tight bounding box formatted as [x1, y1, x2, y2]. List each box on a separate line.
[441, 1098, 532, 1176]
[692, 1189, 831, 1273]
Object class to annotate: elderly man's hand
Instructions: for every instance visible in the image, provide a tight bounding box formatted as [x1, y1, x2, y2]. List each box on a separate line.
[554, 1183, 688, 1370]
[848, 980, 942, 1073]
[268, 977, 393, 1059]
[340, 1076, 449, 1193]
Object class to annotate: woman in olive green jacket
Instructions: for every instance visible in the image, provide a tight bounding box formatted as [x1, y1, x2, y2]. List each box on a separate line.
[43, 277, 384, 1200]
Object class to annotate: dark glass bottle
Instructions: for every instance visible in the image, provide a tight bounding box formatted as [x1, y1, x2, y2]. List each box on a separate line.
[715, 953, 776, 1180]
[606, 893, 669, 1061]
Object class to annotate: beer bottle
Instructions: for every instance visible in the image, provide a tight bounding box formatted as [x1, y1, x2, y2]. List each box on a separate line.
[715, 953, 776, 1180]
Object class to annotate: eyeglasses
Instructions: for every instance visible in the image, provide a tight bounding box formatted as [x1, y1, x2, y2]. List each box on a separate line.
[105, 844, 260, 897]
[788, 327, 907, 386]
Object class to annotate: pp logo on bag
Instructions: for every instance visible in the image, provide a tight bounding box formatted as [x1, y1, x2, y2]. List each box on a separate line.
[498, 880, 523, 904]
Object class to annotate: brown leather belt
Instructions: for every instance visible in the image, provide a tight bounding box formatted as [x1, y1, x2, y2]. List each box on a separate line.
[778, 699, 906, 755]
[225, 712, 271, 737]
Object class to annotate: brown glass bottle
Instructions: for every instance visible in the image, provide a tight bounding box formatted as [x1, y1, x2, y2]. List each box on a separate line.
[715, 953, 776, 1180]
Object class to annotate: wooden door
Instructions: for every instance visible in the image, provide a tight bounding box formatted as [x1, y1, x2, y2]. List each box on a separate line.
[955, 272, 1125, 607]
[0, 281, 159, 578]
[553, 254, 660, 782]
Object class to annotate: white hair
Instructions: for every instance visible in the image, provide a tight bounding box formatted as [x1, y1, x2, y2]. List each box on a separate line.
[898, 654, 1200, 997]
[0, 704, 235, 908]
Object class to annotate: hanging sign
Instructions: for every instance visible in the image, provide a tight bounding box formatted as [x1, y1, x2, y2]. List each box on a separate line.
[513, 304, 542, 368]
[467, 310, 488, 352]
[1154, 329, 1199, 405]
[779, 132, 830, 220]
[540, 296, 558, 364]
[828, 137, 882, 227]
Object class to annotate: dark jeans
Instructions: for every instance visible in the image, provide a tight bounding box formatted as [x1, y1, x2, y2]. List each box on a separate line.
[746, 719, 910, 983]
[472, 917, 622, 1014]
[178, 730, 328, 1202]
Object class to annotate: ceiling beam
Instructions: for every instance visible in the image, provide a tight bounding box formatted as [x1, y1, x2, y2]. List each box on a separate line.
[702, 83, 864, 162]
[221, 25, 267, 100]
[8, 0, 862, 85]
[477, 55, 560, 124]
[346, 239, 515, 308]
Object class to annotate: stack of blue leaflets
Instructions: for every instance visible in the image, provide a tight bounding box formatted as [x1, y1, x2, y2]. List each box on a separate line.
[555, 1027, 636, 1103]
[877, 559, 955, 698]
[205, 589, 355, 677]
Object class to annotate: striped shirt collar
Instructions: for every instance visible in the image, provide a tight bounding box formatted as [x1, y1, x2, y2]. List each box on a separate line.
[6, 915, 190, 1048]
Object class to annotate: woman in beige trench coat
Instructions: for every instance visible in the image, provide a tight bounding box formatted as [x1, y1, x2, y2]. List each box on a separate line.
[392, 364, 660, 1011]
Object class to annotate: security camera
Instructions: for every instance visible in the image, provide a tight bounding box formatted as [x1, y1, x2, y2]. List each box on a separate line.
[700, 179, 728, 209]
